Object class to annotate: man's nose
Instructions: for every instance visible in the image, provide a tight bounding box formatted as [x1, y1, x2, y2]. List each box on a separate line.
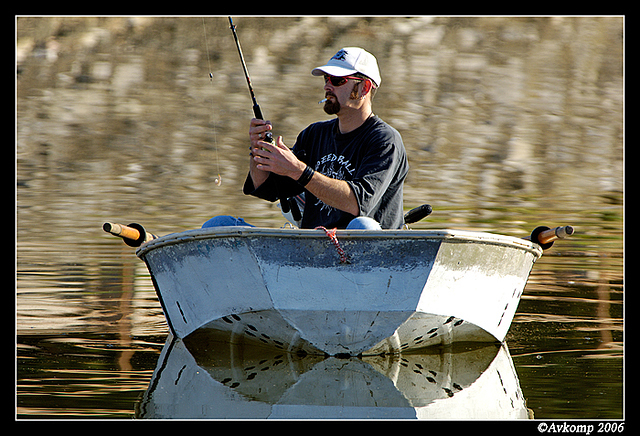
[323, 80, 334, 92]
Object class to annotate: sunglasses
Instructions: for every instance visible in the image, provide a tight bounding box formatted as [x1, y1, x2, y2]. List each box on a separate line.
[324, 74, 365, 87]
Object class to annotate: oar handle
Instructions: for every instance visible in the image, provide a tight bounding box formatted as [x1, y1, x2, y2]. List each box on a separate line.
[404, 204, 433, 225]
[103, 222, 157, 247]
[525, 225, 574, 250]
[538, 225, 574, 244]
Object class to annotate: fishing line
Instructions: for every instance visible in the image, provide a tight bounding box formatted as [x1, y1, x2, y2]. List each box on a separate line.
[202, 17, 222, 186]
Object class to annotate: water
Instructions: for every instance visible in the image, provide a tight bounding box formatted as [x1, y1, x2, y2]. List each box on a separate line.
[16, 16, 623, 419]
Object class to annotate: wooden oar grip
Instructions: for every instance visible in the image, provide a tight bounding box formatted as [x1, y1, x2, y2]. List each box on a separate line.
[103, 222, 141, 241]
[537, 225, 574, 245]
[526, 225, 574, 250]
[103, 222, 157, 247]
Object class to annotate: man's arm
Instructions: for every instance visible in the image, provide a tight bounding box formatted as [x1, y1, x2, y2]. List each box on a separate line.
[305, 171, 359, 216]
[251, 134, 360, 217]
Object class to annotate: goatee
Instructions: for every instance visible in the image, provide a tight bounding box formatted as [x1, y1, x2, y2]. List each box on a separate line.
[323, 94, 340, 115]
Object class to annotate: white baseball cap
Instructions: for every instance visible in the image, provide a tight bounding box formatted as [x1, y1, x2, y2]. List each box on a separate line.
[312, 47, 381, 88]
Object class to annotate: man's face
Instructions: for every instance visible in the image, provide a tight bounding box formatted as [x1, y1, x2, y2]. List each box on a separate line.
[322, 75, 363, 115]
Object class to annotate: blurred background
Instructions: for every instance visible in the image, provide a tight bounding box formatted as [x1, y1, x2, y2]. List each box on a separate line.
[16, 16, 623, 419]
[17, 16, 622, 232]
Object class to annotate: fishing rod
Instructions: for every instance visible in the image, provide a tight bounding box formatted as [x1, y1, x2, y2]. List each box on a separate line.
[228, 16, 302, 220]
[228, 16, 272, 144]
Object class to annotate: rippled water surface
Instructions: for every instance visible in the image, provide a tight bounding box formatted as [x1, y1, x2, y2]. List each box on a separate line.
[17, 16, 623, 419]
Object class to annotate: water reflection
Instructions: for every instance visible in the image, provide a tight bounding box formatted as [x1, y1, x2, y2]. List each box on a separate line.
[17, 241, 165, 337]
[136, 334, 530, 419]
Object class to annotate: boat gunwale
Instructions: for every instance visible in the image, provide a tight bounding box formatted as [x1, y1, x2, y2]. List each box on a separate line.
[136, 227, 543, 259]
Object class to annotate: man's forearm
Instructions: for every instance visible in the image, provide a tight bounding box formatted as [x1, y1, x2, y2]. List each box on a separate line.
[305, 171, 359, 216]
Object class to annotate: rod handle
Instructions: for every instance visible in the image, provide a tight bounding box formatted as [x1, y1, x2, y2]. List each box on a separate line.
[253, 103, 264, 120]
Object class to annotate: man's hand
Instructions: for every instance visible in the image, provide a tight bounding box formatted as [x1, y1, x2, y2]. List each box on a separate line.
[252, 136, 306, 180]
[248, 118, 273, 188]
[249, 118, 272, 149]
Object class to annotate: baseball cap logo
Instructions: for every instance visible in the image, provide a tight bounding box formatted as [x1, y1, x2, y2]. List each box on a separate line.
[331, 49, 348, 61]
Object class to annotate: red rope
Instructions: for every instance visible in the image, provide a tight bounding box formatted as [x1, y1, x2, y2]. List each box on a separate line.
[315, 226, 350, 264]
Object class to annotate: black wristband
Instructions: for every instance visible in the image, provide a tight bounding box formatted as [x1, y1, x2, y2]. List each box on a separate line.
[297, 165, 315, 186]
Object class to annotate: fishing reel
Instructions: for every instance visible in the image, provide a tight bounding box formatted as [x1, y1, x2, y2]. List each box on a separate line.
[262, 131, 274, 145]
[259, 131, 274, 152]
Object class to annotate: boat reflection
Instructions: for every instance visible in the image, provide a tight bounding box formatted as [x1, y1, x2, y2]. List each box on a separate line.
[136, 332, 531, 419]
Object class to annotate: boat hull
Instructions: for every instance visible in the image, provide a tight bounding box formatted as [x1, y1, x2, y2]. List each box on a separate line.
[136, 228, 542, 355]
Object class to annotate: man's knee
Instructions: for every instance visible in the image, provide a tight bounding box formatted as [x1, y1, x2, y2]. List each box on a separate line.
[201, 215, 254, 228]
[346, 216, 382, 230]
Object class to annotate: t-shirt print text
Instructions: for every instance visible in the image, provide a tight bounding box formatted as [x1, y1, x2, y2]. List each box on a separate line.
[315, 153, 355, 180]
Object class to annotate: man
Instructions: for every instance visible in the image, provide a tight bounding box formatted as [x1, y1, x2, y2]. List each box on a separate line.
[203, 47, 408, 230]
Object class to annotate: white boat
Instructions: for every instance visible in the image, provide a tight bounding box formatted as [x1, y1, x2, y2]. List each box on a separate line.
[134, 226, 550, 356]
